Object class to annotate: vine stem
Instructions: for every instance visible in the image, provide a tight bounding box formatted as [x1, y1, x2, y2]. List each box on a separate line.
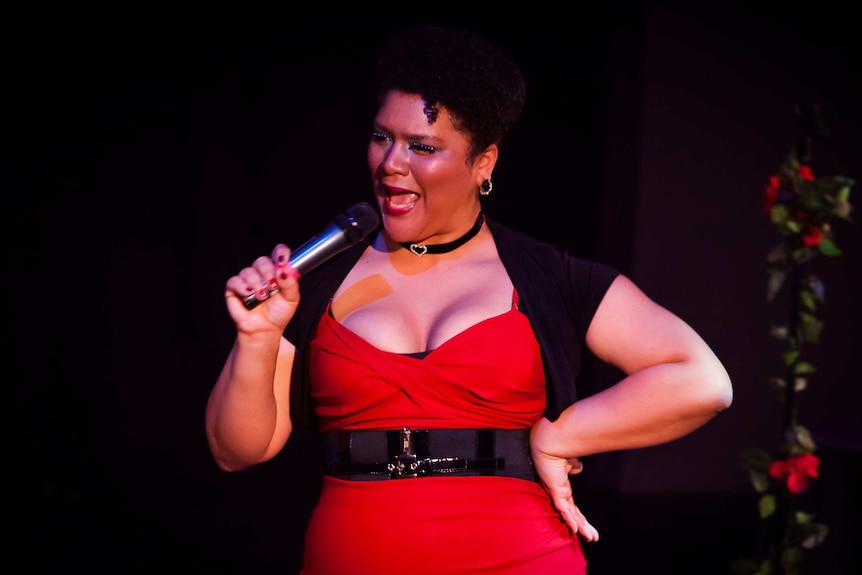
[784, 257, 799, 433]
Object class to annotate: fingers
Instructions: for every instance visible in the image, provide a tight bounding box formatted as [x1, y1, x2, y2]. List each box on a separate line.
[569, 503, 600, 542]
[532, 451, 599, 543]
[528, 417, 599, 542]
[227, 256, 281, 307]
[271, 243, 292, 270]
[225, 244, 300, 309]
[550, 488, 599, 543]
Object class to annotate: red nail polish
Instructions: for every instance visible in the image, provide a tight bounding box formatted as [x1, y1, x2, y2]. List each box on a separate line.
[258, 289, 267, 298]
[280, 272, 288, 280]
[268, 278, 278, 290]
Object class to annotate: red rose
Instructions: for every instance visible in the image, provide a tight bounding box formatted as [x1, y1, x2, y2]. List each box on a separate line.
[769, 453, 820, 493]
[803, 226, 823, 246]
[798, 165, 815, 181]
[763, 175, 780, 214]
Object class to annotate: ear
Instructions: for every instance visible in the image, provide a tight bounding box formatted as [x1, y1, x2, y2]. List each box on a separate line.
[474, 144, 499, 187]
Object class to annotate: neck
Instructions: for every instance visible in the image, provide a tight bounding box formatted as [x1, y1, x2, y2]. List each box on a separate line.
[400, 212, 485, 257]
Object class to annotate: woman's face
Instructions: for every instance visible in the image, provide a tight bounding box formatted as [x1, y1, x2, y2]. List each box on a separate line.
[368, 90, 492, 245]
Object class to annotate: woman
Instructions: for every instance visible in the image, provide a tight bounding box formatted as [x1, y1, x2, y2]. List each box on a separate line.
[205, 24, 732, 574]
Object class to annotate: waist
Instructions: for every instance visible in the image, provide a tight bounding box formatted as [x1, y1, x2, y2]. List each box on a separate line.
[323, 427, 536, 482]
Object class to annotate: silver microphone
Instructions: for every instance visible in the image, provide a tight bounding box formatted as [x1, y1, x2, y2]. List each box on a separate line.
[243, 201, 381, 310]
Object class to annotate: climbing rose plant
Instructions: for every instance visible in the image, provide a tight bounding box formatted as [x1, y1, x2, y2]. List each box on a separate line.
[732, 149, 854, 575]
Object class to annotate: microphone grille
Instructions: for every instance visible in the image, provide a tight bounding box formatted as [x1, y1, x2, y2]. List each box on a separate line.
[337, 202, 381, 244]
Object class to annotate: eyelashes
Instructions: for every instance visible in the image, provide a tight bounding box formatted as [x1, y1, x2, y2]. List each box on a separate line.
[370, 131, 436, 154]
[410, 142, 436, 153]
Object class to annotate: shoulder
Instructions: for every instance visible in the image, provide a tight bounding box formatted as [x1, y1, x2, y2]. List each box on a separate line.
[486, 215, 619, 290]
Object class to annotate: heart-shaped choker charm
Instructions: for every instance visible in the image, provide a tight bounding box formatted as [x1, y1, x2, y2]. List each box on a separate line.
[408, 244, 428, 257]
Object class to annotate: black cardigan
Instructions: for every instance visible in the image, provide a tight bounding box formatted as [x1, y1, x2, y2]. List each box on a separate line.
[285, 216, 619, 432]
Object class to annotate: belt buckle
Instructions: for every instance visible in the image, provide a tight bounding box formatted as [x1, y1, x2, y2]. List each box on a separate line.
[387, 428, 428, 479]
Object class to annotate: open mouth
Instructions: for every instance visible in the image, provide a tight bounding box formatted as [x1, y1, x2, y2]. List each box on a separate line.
[383, 188, 419, 214]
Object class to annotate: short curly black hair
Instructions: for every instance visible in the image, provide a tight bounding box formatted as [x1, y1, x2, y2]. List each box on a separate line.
[375, 24, 527, 159]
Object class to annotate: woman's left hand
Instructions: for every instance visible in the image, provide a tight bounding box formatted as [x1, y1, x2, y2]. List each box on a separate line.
[530, 422, 600, 542]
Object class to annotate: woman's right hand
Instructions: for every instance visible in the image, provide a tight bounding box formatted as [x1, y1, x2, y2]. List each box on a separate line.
[224, 243, 301, 335]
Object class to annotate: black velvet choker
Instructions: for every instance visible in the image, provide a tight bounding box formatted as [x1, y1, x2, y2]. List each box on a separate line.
[400, 212, 485, 257]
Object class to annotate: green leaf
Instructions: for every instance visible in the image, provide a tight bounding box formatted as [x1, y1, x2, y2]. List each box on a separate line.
[759, 494, 776, 518]
[749, 469, 771, 493]
[767, 269, 786, 301]
[818, 238, 842, 256]
[770, 204, 789, 225]
[795, 426, 817, 451]
[799, 313, 823, 344]
[793, 361, 816, 375]
[742, 449, 772, 489]
[836, 173, 856, 187]
[795, 511, 815, 524]
[835, 197, 853, 219]
[784, 350, 800, 366]
[799, 290, 816, 311]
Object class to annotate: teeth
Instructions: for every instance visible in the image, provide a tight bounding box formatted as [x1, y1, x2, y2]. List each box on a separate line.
[389, 192, 419, 207]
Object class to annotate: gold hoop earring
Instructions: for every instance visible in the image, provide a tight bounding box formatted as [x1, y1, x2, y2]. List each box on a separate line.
[479, 179, 493, 196]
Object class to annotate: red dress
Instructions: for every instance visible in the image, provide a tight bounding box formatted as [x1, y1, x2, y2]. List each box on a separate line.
[300, 292, 588, 575]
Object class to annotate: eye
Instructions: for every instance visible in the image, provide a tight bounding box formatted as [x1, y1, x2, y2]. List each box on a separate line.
[371, 131, 390, 144]
[410, 142, 436, 154]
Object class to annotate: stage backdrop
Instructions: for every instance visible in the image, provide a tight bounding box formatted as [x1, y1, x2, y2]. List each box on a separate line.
[7, 2, 860, 573]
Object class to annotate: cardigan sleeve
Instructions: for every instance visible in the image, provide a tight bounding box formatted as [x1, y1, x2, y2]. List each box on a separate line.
[488, 217, 619, 421]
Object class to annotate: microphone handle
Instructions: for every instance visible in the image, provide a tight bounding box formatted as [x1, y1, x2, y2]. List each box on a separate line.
[243, 290, 278, 310]
[241, 224, 358, 310]
[240, 201, 380, 311]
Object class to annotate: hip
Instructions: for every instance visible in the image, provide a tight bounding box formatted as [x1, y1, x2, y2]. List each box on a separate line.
[300, 476, 586, 575]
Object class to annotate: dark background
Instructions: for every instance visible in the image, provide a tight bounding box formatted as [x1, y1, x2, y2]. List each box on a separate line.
[6, 2, 861, 573]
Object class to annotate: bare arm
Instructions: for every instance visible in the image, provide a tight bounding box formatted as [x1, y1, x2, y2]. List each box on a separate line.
[530, 273, 732, 539]
[535, 273, 733, 457]
[205, 244, 301, 471]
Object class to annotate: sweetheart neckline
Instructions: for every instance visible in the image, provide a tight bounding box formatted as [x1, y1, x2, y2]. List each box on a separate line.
[324, 303, 522, 359]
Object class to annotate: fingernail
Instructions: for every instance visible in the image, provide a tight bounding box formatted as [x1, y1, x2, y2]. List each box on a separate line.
[277, 254, 286, 266]
[268, 278, 278, 290]
[258, 289, 267, 298]
[280, 272, 288, 280]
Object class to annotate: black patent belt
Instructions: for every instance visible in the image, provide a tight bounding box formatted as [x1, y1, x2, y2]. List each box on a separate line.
[323, 427, 535, 482]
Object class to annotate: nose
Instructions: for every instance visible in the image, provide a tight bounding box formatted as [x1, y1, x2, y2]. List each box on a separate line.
[379, 141, 408, 176]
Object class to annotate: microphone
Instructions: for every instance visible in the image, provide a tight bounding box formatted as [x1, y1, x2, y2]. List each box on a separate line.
[243, 201, 381, 310]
